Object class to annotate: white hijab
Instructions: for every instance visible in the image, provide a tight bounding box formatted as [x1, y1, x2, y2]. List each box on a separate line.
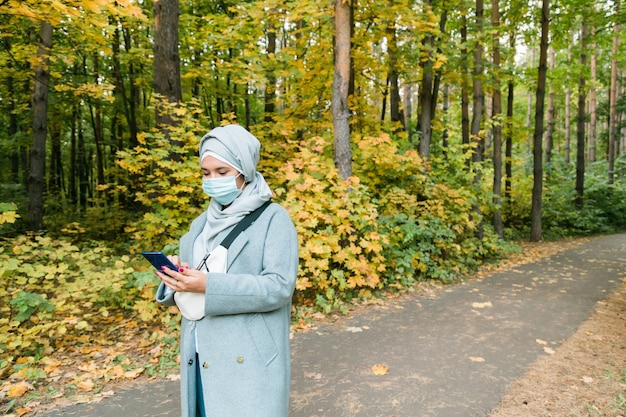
[193, 125, 272, 266]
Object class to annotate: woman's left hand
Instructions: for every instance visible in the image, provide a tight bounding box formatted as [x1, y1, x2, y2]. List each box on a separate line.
[156, 266, 207, 293]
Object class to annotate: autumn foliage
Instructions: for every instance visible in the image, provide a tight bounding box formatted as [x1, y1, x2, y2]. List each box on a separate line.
[1, 105, 505, 407]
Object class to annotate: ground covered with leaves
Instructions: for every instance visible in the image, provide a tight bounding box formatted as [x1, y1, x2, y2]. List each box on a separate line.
[1, 237, 625, 417]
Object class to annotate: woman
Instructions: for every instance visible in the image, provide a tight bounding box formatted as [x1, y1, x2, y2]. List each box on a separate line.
[155, 124, 298, 417]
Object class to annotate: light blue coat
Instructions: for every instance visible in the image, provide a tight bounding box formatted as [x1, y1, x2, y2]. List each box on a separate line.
[156, 202, 298, 417]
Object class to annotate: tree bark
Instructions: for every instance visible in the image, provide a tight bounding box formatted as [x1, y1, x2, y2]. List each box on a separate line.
[417, 0, 434, 158]
[491, 0, 503, 238]
[608, 2, 619, 185]
[387, 0, 404, 131]
[264, 16, 277, 123]
[545, 48, 555, 166]
[153, 0, 182, 133]
[332, 0, 353, 180]
[588, 35, 597, 162]
[530, 0, 549, 242]
[27, 21, 52, 232]
[575, 20, 588, 210]
[460, 15, 471, 160]
[471, 0, 485, 239]
[505, 78, 514, 209]
[112, 22, 139, 148]
[88, 53, 105, 186]
[471, 0, 484, 166]
[564, 37, 573, 164]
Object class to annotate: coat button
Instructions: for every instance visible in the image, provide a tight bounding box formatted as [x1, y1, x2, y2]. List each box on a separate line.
[202, 362, 210, 369]
[236, 356, 244, 364]
[188, 359, 193, 366]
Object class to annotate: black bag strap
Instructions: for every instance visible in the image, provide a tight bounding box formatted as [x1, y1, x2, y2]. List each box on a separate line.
[219, 201, 272, 249]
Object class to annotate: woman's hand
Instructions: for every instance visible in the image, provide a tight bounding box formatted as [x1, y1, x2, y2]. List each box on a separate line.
[155, 257, 207, 293]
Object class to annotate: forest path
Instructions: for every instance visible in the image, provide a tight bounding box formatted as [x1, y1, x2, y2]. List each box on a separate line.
[34, 233, 626, 417]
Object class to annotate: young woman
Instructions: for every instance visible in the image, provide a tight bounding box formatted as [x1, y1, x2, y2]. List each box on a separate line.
[155, 124, 298, 417]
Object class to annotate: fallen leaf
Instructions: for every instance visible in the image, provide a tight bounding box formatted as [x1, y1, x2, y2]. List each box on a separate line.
[471, 301, 493, 308]
[77, 378, 95, 392]
[345, 326, 363, 333]
[581, 376, 594, 384]
[304, 372, 322, 380]
[7, 382, 30, 398]
[535, 339, 547, 345]
[17, 407, 33, 416]
[469, 356, 485, 362]
[124, 367, 144, 379]
[543, 347, 555, 355]
[100, 390, 115, 398]
[371, 363, 389, 375]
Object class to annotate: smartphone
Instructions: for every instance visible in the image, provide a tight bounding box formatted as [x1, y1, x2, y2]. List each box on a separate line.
[142, 251, 178, 271]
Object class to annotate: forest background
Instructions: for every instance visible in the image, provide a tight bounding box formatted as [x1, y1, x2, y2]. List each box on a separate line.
[0, 0, 625, 413]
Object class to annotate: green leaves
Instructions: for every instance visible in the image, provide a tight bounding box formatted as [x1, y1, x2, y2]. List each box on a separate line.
[9, 292, 55, 324]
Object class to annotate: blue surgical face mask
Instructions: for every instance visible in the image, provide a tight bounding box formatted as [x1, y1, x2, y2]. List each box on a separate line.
[202, 173, 243, 206]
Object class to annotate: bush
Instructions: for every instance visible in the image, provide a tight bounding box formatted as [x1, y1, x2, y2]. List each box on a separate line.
[279, 134, 507, 311]
[0, 235, 170, 363]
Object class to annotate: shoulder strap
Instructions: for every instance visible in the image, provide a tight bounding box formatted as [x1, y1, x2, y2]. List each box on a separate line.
[219, 201, 272, 249]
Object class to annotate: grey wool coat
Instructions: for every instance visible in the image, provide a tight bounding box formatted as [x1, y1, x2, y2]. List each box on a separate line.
[156, 202, 298, 417]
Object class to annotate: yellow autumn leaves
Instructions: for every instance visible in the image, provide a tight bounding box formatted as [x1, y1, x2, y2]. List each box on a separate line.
[0, 234, 180, 412]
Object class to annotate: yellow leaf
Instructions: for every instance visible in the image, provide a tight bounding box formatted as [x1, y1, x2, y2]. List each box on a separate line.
[471, 301, 492, 309]
[0, 211, 19, 224]
[7, 383, 30, 398]
[124, 367, 144, 379]
[78, 379, 95, 392]
[371, 363, 389, 375]
[469, 356, 485, 363]
[17, 406, 33, 416]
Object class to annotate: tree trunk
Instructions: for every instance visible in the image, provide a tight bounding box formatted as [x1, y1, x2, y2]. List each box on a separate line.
[49, 120, 62, 192]
[471, 0, 484, 166]
[88, 53, 105, 186]
[575, 20, 588, 210]
[69, 105, 78, 205]
[264, 16, 277, 123]
[429, 9, 447, 122]
[381, 75, 388, 122]
[332, 0, 352, 180]
[153, 0, 182, 132]
[403, 84, 413, 141]
[564, 37, 573, 164]
[525, 49, 534, 155]
[491, 0, 503, 238]
[417, 0, 434, 158]
[442, 83, 450, 157]
[387, 0, 404, 131]
[77, 125, 89, 210]
[588, 35, 597, 162]
[471, 0, 485, 239]
[608, 4, 619, 185]
[7, 58, 20, 184]
[27, 21, 52, 232]
[505, 78, 514, 209]
[530, 0, 549, 242]
[460, 15, 470, 155]
[113, 23, 139, 148]
[545, 48, 555, 166]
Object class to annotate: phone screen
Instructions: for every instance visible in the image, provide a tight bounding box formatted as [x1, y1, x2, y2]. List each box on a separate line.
[142, 251, 178, 271]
